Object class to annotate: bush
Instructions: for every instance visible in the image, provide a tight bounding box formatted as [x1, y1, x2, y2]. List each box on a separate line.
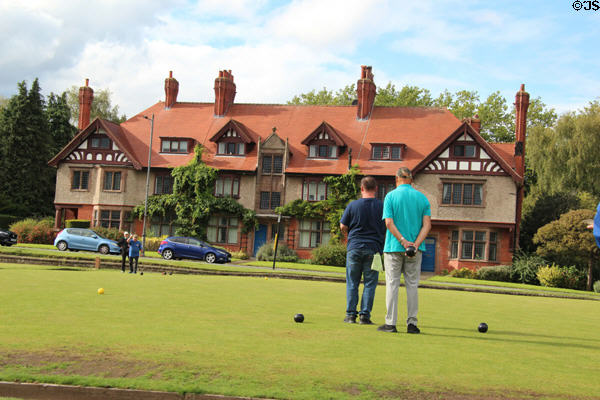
[0, 214, 20, 230]
[65, 219, 91, 228]
[594, 281, 600, 293]
[449, 267, 476, 279]
[231, 250, 249, 260]
[9, 217, 55, 244]
[144, 236, 168, 252]
[91, 227, 122, 241]
[475, 265, 512, 282]
[510, 253, 546, 285]
[256, 241, 298, 262]
[311, 243, 346, 267]
[537, 264, 586, 290]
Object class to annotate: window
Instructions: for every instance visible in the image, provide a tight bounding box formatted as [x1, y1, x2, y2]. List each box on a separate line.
[372, 144, 403, 160]
[450, 229, 497, 261]
[155, 175, 173, 194]
[207, 216, 238, 244]
[161, 139, 189, 153]
[103, 171, 122, 191]
[271, 223, 284, 241]
[453, 143, 477, 158]
[149, 212, 179, 236]
[217, 142, 245, 155]
[308, 144, 337, 159]
[376, 182, 396, 201]
[299, 220, 331, 248]
[442, 182, 483, 206]
[90, 135, 111, 149]
[260, 192, 281, 209]
[215, 176, 240, 197]
[98, 210, 121, 229]
[71, 170, 89, 190]
[302, 179, 331, 201]
[262, 155, 283, 174]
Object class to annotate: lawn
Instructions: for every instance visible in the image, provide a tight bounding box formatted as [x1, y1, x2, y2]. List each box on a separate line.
[1, 263, 599, 399]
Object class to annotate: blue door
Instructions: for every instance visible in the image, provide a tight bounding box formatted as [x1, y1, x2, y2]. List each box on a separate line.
[421, 237, 436, 272]
[253, 224, 268, 256]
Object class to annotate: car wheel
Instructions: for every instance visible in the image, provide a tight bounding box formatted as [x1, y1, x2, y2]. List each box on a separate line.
[162, 249, 174, 260]
[205, 252, 216, 264]
[57, 241, 68, 251]
[99, 245, 110, 255]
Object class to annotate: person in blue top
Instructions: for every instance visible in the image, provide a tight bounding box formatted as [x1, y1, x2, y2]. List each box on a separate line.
[587, 201, 600, 249]
[340, 176, 386, 325]
[128, 234, 143, 274]
[378, 167, 431, 334]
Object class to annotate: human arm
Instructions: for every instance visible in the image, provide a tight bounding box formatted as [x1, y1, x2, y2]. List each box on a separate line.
[385, 218, 413, 249]
[413, 215, 431, 249]
[340, 223, 349, 239]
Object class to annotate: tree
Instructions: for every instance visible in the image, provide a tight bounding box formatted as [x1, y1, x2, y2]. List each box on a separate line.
[375, 83, 433, 107]
[533, 209, 598, 290]
[527, 101, 600, 198]
[434, 89, 479, 121]
[46, 92, 76, 154]
[0, 79, 55, 217]
[0, 96, 8, 110]
[66, 85, 126, 125]
[477, 91, 512, 142]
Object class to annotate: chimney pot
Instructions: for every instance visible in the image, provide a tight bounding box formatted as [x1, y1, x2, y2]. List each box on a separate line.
[356, 65, 376, 120]
[164, 71, 179, 109]
[214, 69, 236, 117]
[78, 79, 94, 130]
[85, 78, 89, 86]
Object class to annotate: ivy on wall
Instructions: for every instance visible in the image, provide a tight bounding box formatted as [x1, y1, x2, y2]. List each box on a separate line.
[276, 165, 361, 242]
[134, 145, 257, 238]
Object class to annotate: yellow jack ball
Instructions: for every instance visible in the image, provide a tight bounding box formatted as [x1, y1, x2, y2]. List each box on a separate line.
[97, 288, 105, 295]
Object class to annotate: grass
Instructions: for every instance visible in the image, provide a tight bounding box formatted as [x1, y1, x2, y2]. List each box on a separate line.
[1, 263, 600, 399]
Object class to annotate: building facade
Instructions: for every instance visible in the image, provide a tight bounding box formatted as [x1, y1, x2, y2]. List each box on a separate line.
[49, 67, 530, 273]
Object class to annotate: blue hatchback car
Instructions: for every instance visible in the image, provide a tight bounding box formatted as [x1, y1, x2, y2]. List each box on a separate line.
[54, 228, 121, 255]
[158, 237, 231, 263]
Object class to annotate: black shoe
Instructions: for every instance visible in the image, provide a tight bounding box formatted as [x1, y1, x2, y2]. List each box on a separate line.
[407, 324, 420, 334]
[377, 324, 397, 333]
[359, 315, 373, 325]
[343, 316, 357, 324]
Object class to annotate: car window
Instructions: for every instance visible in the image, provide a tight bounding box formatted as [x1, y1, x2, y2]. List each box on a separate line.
[69, 228, 83, 236]
[91, 230, 106, 239]
[188, 238, 202, 246]
[170, 237, 187, 244]
[83, 230, 97, 238]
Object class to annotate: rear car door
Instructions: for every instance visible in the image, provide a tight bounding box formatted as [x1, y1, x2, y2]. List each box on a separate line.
[187, 238, 207, 260]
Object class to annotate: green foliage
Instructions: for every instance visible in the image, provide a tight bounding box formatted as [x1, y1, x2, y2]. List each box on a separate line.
[66, 85, 126, 124]
[144, 236, 168, 252]
[133, 146, 257, 240]
[310, 243, 347, 267]
[449, 267, 476, 279]
[533, 209, 597, 270]
[9, 217, 55, 244]
[256, 241, 298, 262]
[277, 165, 361, 242]
[510, 253, 546, 285]
[90, 226, 122, 241]
[65, 219, 91, 228]
[0, 214, 20, 229]
[594, 281, 600, 293]
[231, 250, 249, 260]
[528, 101, 600, 197]
[46, 91, 76, 154]
[474, 265, 512, 282]
[536, 264, 586, 290]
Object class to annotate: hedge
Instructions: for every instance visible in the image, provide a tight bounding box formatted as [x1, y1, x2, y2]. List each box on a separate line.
[66, 219, 91, 228]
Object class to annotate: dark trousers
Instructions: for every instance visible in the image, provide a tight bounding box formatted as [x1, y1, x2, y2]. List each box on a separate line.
[129, 256, 139, 273]
[121, 251, 128, 272]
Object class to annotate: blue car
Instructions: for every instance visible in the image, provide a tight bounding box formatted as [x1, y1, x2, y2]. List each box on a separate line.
[158, 237, 231, 263]
[54, 228, 121, 255]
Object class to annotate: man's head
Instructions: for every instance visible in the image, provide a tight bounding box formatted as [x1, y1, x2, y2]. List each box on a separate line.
[132, 234, 138, 240]
[396, 167, 413, 185]
[360, 176, 377, 198]
[124, 231, 129, 237]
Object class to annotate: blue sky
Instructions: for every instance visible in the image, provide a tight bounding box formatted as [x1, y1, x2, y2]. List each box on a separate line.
[1, 0, 598, 117]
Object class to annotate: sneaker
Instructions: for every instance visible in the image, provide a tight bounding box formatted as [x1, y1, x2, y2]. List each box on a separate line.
[343, 315, 357, 324]
[359, 315, 374, 325]
[407, 324, 420, 334]
[377, 324, 397, 333]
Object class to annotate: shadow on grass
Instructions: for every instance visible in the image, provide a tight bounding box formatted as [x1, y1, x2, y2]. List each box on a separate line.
[421, 325, 600, 350]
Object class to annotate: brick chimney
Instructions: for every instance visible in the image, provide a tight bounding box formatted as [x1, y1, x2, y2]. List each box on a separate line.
[514, 84, 530, 177]
[164, 71, 179, 109]
[356, 65, 376, 120]
[78, 79, 93, 131]
[463, 114, 481, 134]
[214, 70, 236, 117]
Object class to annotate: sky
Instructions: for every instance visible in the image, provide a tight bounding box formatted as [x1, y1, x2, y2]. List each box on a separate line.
[1, 0, 599, 118]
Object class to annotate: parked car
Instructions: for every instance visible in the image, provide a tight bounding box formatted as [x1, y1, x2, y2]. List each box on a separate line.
[54, 228, 121, 254]
[0, 229, 18, 246]
[158, 237, 231, 263]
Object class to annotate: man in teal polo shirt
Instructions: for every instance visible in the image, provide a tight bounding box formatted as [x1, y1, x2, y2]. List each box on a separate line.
[378, 167, 431, 334]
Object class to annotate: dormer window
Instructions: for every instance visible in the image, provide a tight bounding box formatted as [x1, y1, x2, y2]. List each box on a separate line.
[89, 135, 111, 149]
[302, 121, 346, 160]
[372, 144, 404, 160]
[209, 120, 256, 157]
[161, 138, 191, 154]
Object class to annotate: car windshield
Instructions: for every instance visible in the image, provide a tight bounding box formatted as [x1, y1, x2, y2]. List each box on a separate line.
[91, 230, 107, 239]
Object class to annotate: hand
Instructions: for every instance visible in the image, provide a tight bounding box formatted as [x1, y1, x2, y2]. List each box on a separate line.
[587, 224, 593, 230]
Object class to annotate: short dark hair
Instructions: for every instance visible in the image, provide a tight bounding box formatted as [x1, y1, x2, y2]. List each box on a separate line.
[361, 176, 377, 191]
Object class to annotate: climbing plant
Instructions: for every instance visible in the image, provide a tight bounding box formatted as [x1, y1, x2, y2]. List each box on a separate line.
[276, 165, 361, 242]
[134, 145, 257, 238]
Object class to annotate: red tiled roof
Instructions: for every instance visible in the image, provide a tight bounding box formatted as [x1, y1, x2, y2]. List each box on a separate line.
[119, 101, 464, 176]
[489, 143, 517, 171]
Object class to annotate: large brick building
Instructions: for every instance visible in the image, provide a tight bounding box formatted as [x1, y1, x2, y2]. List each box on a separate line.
[49, 66, 530, 273]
